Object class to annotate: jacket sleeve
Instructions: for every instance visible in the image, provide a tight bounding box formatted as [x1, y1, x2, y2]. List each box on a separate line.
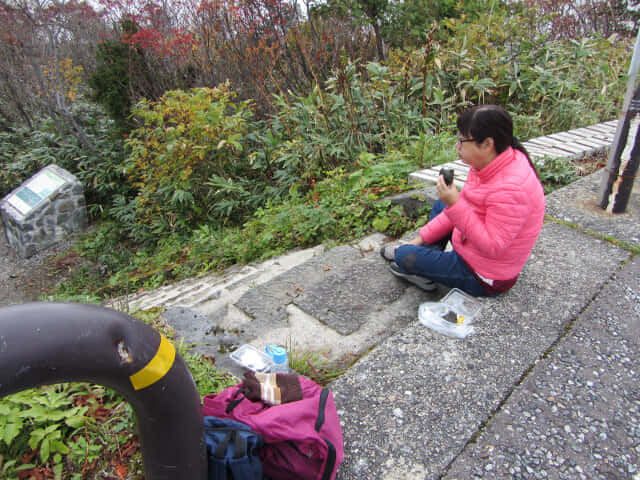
[445, 184, 531, 258]
[419, 210, 454, 245]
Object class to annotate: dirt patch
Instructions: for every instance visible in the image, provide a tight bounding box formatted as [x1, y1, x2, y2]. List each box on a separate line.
[573, 150, 608, 176]
[0, 224, 79, 306]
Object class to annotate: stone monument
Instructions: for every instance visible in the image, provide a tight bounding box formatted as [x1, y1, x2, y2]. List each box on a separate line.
[0, 164, 88, 258]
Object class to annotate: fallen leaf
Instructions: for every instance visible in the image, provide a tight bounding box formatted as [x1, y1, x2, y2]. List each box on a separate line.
[120, 438, 140, 458]
[90, 405, 112, 422]
[20, 450, 36, 464]
[115, 464, 128, 479]
[17, 466, 54, 480]
[323, 266, 330, 271]
[73, 394, 96, 407]
[306, 359, 321, 376]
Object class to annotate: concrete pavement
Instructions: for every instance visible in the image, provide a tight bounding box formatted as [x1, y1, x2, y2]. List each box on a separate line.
[331, 170, 639, 480]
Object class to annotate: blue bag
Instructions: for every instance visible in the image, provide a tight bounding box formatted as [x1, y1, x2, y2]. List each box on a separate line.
[204, 416, 264, 480]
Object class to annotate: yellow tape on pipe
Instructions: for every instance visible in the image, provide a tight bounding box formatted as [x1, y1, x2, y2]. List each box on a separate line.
[129, 335, 176, 391]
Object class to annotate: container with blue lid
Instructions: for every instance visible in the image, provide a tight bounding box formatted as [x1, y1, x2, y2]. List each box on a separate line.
[265, 345, 290, 373]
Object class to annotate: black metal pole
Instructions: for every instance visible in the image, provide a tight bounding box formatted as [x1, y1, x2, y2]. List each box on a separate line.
[599, 108, 633, 210]
[613, 122, 640, 213]
[0, 302, 207, 480]
[599, 83, 640, 212]
[599, 27, 640, 212]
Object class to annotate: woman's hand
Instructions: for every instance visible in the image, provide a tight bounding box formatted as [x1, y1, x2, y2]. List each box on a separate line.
[437, 175, 459, 206]
[405, 236, 424, 246]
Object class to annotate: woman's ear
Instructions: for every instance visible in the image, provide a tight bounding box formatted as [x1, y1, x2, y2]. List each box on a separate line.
[482, 137, 496, 152]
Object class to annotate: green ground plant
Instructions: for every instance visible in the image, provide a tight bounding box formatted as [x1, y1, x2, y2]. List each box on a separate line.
[287, 341, 372, 386]
[534, 156, 579, 194]
[288, 349, 350, 386]
[0, 382, 137, 480]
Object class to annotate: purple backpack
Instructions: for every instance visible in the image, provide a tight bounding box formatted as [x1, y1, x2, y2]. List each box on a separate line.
[203, 376, 344, 480]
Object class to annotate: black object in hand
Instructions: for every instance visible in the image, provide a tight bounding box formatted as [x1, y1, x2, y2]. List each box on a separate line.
[439, 168, 454, 186]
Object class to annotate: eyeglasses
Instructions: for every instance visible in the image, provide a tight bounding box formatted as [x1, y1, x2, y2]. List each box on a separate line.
[457, 136, 475, 144]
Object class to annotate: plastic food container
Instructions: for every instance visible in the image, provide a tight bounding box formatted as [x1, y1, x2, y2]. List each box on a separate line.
[230, 344, 275, 373]
[439, 288, 483, 324]
[418, 288, 483, 338]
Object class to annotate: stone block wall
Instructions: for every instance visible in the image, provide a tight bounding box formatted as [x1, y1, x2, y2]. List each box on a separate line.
[0, 165, 88, 258]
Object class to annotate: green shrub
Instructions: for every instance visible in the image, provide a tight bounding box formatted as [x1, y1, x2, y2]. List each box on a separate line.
[120, 85, 255, 242]
[383, 9, 630, 137]
[88, 40, 137, 133]
[57, 141, 447, 297]
[268, 60, 435, 187]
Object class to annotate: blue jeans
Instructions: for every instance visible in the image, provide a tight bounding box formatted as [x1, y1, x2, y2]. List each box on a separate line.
[395, 200, 490, 297]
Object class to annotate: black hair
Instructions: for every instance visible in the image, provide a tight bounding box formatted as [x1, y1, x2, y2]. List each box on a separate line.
[456, 105, 539, 178]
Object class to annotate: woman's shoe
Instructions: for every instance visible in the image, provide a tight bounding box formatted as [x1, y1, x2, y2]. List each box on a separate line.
[379, 244, 398, 262]
[389, 262, 437, 291]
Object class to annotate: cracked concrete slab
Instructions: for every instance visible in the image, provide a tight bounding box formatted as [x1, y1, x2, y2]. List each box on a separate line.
[234, 245, 366, 323]
[293, 259, 405, 335]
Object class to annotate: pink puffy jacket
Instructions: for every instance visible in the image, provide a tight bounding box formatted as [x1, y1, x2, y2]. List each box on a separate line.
[420, 147, 545, 281]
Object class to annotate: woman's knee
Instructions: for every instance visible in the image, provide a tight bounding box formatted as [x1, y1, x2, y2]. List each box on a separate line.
[395, 245, 417, 270]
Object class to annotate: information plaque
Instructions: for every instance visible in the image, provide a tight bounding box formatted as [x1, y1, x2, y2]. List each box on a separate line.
[5, 169, 66, 215]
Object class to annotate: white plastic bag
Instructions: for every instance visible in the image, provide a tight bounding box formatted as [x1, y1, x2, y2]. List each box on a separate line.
[418, 302, 475, 338]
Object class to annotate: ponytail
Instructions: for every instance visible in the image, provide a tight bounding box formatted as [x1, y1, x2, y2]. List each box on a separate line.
[511, 136, 540, 180]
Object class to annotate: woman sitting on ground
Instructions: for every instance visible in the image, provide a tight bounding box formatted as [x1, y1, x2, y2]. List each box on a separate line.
[382, 104, 545, 297]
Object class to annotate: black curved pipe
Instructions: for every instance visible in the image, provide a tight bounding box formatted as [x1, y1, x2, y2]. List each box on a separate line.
[0, 302, 207, 480]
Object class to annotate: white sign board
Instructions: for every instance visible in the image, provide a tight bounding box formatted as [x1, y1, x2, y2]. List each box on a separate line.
[6, 169, 66, 215]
